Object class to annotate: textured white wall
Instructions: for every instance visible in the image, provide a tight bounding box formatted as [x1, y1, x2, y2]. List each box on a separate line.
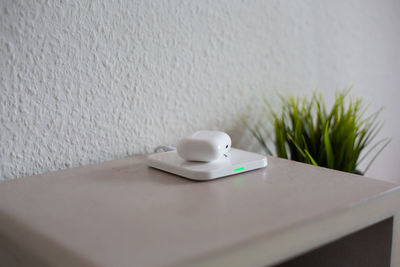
[1, 0, 399, 182]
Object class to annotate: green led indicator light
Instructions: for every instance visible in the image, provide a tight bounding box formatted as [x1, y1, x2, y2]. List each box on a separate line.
[233, 167, 244, 172]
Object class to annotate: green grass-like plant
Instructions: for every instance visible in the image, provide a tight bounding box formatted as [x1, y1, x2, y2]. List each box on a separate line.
[243, 89, 390, 175]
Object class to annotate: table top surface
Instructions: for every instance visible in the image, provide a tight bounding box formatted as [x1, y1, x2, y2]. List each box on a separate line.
[0, 153, 399, 267]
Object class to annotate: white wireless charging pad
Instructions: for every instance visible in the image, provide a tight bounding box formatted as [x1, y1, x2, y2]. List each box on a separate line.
[147, 148, 267, 181]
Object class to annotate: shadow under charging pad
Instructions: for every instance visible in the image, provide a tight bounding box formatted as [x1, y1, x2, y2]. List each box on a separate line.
[147, 148, 267, 181]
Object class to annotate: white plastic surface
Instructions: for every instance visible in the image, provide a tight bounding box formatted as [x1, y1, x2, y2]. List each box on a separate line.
[147, 148, 267, 180]
[176, 130, 232, 162]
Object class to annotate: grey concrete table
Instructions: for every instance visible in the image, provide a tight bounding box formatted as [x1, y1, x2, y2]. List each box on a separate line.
[0, 154, 399, 267]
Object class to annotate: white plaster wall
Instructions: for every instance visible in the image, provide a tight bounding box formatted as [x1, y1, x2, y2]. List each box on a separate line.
[1, 0, 399, 182]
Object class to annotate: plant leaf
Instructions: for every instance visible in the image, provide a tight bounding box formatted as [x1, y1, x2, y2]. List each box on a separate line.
[324, 122, 335, 169]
